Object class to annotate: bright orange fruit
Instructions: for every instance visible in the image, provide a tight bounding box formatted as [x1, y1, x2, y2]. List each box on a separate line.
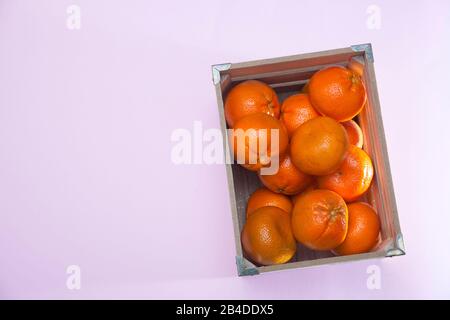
[333, 202, 380, 255]
[342, 119, 363, 148]
[225, 80, 280, 127]
[246, 187, 292, 217]
[309, 66, 367, 122]
[290, 116, 349, 175]
[292, 189, 348, 250]
[231, 113, 289, 171]
[241, 206, 297, 265]
[291, 180, 318, 204]
[279, 94, 319, 138]
[258, 153, 313, 195]
[317, 145, 374, 202]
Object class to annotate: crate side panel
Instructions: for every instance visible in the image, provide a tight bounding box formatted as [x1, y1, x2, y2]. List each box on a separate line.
[229, 48, 359, 78]
[358, 57, 401, 245]
[231, 165, 263, 232]
[215, 82, 244, 257]
[365, 61, 402, 236]
[258, 250, 386, 274]
[230, 61, 348, 84]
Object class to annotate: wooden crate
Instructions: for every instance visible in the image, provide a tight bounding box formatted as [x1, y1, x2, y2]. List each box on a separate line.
[212, 44, 405, 276]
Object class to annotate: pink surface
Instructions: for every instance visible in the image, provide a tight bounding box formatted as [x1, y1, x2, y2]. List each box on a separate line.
[0, 0, 449, 299]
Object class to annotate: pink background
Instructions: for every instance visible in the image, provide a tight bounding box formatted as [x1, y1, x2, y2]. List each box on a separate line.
[1, 0, 449, 299]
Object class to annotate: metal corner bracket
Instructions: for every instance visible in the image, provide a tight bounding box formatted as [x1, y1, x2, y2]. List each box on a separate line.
[351, 43, 374, 63]
[385, 233, 406, 257]
[212, 63, 231, 85]
[236, 256, 259, 276]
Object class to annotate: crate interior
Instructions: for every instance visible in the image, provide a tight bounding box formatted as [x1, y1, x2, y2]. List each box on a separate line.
[220, 52, 398, 268]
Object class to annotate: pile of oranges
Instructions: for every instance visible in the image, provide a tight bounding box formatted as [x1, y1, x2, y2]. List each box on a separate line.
[225, 64, 381, 266]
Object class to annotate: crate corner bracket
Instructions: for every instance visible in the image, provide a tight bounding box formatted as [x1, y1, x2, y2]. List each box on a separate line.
[212, 63, 232, 85]
[385, 233, 406, 257]
[236, 256, 259, 276]
[351, 43, 374, 62]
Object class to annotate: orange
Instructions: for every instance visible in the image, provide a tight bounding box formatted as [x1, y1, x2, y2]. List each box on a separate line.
[301, 81, 309, 93]
[279, 94, 319, 137]
[290, 116, 349, 175]
[291, 193, 302, 205]
[342, 120, 363, 148]
[317, 145, 374, 202]
[292, 189, 348, 250]
[258, 153, 312, 195]
[309, 66, 367, 122]
[291, 180, 318, 204]
[241, 206, 297, 265]
[246, 187, 292, 217]
[224, 80, 280, 127]
[231, 113, 289, 171]
[333, 202, 380, 255]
